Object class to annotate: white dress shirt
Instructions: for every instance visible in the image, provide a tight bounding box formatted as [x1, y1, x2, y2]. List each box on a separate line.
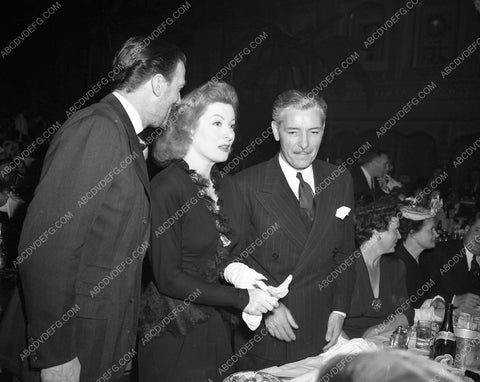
[278, 154, 315, 199]
[360, 166, 374, 190]
[277, 154, 346, 318]
[0, 193, 24, 218]
[466, 247, 478, 271]
[113, 92, 148, 158]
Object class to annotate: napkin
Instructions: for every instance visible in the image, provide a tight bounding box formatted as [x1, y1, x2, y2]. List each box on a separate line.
[414, 296, 445, 322]
[260, 337, 376, 382]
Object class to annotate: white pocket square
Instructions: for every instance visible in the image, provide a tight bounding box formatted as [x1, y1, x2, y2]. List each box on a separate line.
[335, 206, 351, 220]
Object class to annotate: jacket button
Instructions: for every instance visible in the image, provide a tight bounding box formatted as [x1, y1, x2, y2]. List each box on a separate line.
[272, 253, 279, 260]
[130, 298, 135, 303]
[142, 219, 147, 224]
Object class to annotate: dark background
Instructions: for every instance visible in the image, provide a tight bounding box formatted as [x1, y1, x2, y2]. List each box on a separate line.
[1, 0, 480, 191]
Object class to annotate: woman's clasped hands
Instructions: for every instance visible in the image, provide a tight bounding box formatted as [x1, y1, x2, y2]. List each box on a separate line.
[223, 263, 293, 329]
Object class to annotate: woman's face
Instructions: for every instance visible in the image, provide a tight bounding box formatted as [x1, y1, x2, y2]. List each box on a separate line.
[411, 218, 438, 250]
[376, 217, 401, 254]
[190, 102, 235, 164]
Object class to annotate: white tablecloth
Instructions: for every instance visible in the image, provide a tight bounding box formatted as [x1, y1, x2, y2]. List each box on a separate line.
[259, 336, 378, 382]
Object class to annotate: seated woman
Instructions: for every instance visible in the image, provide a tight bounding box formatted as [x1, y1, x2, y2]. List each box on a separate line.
[394, 206, 439, 308]
[343, 197, 414, 339]
[138, 81, 279, 382]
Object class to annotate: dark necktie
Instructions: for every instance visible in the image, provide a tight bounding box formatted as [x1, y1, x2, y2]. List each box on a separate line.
[297, 172, 315, 222]
[469, 256, 480, 293]
[137, 135, 147, 151]
[136, 132, 147, 150]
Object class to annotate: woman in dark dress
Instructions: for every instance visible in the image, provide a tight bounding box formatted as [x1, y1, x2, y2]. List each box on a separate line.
[394, 208, 439, 308]
[343, 198, 414, 339]
[137, 82, 279, 382]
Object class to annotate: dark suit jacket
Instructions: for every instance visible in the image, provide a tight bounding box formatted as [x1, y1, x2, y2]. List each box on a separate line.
[0, 94, 150, 381]
[228, 155, 355, 366]
[350, 166, 383, 206]
[419, 240, 478, 303]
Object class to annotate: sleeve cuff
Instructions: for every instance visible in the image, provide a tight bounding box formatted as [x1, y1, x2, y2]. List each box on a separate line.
[332, 310, 346, 318]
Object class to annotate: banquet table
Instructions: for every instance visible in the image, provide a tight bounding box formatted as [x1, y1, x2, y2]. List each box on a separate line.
[224, 329, 473, 382]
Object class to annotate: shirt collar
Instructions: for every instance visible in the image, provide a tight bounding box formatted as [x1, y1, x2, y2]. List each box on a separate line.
[0, 194, 23, 218]
[465, 246, 476, 271]
[360, 165, 373, 187]
[278, 154, 315, 199]
[112, 91, 143, 135]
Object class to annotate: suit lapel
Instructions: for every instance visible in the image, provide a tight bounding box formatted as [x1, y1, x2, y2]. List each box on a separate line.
[102, 94, 150, 197]
[256, 156, 309, 251]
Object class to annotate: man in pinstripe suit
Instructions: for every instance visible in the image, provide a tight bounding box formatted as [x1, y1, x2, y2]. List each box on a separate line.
[230, 90, 355, 370]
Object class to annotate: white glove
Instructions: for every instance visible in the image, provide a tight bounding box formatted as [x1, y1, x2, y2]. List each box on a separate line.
[242, 275, 293, 331]
[223, 263, 267, 289]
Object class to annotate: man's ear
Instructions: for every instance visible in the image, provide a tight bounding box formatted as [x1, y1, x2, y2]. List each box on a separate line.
[271, 121, 280, 142]
[151, 74, 168, 97]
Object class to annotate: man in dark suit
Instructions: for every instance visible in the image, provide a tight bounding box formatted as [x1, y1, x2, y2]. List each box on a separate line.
[0, 36, 185, 381]
[420, 212, 480, 311]
[350, 150, 390, 206]
[229, 90, 355, 370]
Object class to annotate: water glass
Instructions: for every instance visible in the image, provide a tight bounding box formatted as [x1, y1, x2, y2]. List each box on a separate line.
[416, 320, 434, 350]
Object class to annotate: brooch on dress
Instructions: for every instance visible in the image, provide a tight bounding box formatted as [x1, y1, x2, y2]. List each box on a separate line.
[220, 233, 231, 247]
[371, 298, 382, 312]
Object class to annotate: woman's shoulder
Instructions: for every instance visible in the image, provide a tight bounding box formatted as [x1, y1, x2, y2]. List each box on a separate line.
[151, 162, 190, 194]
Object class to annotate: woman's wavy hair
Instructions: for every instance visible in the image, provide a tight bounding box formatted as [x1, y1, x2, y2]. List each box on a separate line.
[153, 81, 238, 164]
[355, 196, 400, 245]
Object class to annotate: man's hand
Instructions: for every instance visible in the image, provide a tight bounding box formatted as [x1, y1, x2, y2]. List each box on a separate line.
[323, 312, 345, 351]
[265, 302, 299, 342]
[41, 357, 81, 382]
[453, 293, 480, 311]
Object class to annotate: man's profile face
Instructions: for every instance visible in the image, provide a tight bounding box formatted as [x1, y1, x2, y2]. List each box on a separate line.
[373, 154, 390, 177]
[272, 107, 324, 170]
